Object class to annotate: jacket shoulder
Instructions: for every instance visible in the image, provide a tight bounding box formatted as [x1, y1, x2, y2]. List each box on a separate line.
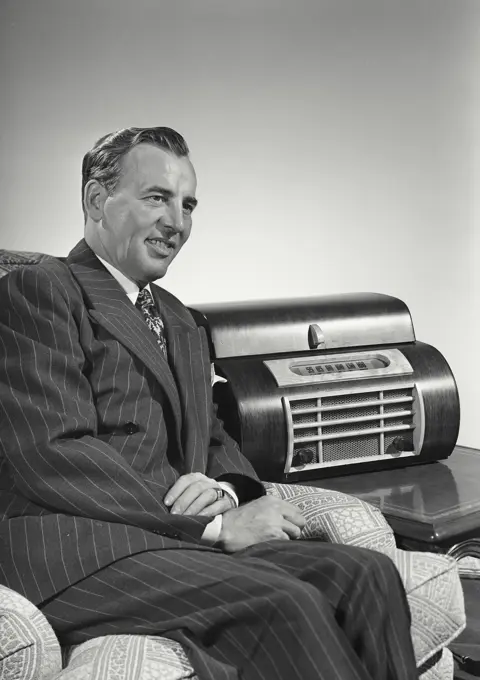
[0, 256, 82, 302]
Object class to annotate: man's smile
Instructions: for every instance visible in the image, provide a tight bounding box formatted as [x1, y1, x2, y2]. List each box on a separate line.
[145, 237, 176, 257]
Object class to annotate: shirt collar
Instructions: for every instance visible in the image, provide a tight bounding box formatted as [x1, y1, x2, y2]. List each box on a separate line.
[96, 255, 151, 305]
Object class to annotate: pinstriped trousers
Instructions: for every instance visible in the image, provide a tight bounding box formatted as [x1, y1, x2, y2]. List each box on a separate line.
[41, 540, 418, 680]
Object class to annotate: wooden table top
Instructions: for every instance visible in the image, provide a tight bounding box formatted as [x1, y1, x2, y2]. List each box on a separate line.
[312, 445, 480, 546]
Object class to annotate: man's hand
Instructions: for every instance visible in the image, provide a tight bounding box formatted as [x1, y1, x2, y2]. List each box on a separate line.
[164, 473, 234, 517]
[217, 496, 306, 553]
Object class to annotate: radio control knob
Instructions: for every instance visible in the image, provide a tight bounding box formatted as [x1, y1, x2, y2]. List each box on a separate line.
[392, 436, 413, 453]
[292, 448, 314, 466]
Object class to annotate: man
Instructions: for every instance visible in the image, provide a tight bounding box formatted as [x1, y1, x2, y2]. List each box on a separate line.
[0, 127, 418, 680]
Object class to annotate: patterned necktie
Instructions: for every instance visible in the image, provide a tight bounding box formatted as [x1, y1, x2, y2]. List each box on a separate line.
[135, 288, 168, 358]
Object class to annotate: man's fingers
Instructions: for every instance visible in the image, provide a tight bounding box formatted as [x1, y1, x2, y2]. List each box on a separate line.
[164, 473, 208, 507]
[197, 496, 235, 517]
[282, 520, 303, 540]
[281, 504, 306, 530]
[169, 481, 231, 516]
[169, 483, 208, 515]
[182, 487, 219, 516]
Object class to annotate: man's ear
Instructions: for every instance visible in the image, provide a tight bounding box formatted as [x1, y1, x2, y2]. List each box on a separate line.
[84, 179, 108, 222]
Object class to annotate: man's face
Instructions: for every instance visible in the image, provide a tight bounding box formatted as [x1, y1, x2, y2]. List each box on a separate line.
[98, 143, 197, 285]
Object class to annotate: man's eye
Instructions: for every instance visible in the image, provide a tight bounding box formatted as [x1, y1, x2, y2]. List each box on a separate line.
[183, 203, 196, 215]
[148, 195, 166, 203]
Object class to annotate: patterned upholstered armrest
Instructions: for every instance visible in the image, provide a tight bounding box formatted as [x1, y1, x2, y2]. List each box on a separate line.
[265, 481, 466, 676]
[265, 481, 398, 553]
[0, 250, 55, 278]
[0, 584, 62, 680]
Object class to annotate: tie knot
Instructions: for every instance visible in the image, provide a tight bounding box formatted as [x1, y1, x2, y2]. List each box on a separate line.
[136, 288, 155, 311]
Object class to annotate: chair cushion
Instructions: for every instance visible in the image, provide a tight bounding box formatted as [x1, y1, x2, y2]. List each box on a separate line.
[57, 631, 455, 680]
[59, 634, 198, 680]
[0, 584, 62, 680]
[56, 554, 463, 679]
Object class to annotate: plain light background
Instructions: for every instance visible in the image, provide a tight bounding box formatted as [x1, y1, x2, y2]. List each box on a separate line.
[1, 0, 478, 447]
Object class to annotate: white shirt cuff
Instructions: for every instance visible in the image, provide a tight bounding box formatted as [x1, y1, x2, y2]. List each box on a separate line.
[201, 514, 223, 545]
[200, 482, 239, 545]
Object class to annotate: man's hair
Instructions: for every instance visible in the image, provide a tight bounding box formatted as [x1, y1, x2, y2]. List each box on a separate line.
[81, 126, 190, 213]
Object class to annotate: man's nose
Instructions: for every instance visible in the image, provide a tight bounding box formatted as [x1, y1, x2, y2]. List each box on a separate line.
[161, 202, 185, 233]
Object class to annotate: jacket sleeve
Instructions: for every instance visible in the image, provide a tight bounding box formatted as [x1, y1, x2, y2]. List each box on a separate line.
[207, 404, 266, 503]
[0, 266, 210, 543]
[196, 327, 265, 503]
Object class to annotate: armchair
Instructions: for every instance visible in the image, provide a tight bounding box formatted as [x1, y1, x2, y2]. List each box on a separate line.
[0, 250, 467, 680]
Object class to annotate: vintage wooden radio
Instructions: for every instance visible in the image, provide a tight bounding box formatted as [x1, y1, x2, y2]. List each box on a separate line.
[190, 294, 460, 482]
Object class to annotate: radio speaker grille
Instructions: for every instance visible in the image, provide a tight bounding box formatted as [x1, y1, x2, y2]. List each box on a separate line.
[287, 387, 415, 471]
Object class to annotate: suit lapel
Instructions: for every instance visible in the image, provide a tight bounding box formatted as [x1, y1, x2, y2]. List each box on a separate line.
[66, 241, 183, 444]
[151, 284, 210, 473]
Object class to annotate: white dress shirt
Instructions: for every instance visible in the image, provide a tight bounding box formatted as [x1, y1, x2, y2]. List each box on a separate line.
[96, 256, 237, 545]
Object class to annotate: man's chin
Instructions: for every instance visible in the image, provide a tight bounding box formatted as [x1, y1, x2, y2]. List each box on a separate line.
[131, 247, 178, 284]
[151, 269, 167, 281]
[139, 258, 171, 284]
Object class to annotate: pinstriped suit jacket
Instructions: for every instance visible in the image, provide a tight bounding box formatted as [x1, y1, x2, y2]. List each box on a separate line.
[0, 240, 262, 606]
